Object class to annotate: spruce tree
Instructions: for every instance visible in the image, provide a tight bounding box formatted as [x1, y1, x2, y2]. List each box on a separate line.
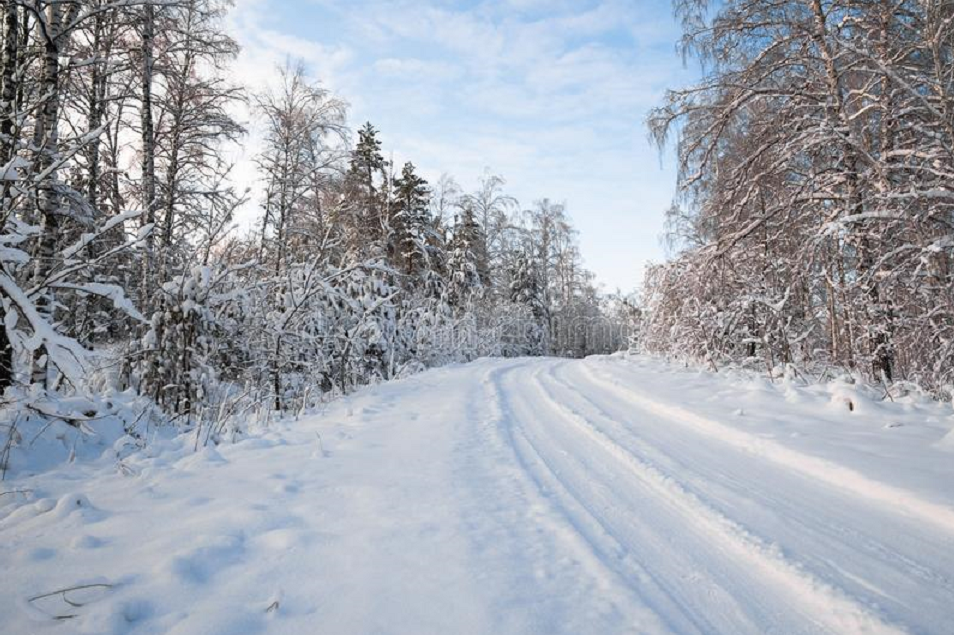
[348, 122, 387, 253]
[391, 162, 431, 279]
[445, 209, 485, 309]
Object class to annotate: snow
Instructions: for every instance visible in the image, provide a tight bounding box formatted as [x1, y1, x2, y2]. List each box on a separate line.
[0, 156, 29, 181]
[3, 355, 954, 634]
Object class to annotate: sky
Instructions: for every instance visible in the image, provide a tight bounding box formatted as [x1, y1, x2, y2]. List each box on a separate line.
[225, 0, 696, 292]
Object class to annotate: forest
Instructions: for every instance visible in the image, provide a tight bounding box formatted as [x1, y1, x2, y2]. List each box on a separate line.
[3, 0, 954, 473]
[0, 0, 632, 462]
[4, 3, 954, 632]
[643, 0, 954, 396]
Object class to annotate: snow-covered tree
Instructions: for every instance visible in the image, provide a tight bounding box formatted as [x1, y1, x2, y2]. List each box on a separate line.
[645, 0, 954, 393]
[390, 161, 431, 280]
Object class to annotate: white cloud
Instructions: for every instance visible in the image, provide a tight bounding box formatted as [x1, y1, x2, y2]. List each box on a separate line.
[372, 58, 463, 81]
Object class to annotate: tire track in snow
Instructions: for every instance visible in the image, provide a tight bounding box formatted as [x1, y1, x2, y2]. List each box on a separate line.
[479, 363, 691, 634]
[496, 367, 783, 634]
[549, 361, 954, 603]
[524, 360, 905, 635]
[578, 358, 954, 538]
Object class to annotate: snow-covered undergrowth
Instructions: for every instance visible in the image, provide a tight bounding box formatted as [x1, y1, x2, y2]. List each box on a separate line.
[0, 375, 354, 482]
[3, 355, 954, 634]
[0, 387, 146, 480]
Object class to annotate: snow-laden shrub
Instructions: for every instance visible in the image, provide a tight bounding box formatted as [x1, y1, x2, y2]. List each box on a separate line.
[136, 265, 248, 419]
[0, 386, 153, 478]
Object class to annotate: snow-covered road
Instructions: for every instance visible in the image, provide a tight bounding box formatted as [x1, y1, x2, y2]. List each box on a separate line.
[4, 356, 954, 634]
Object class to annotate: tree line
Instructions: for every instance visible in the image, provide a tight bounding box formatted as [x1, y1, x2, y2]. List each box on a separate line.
[0, 0, 629, 447]
[643, 0, 954, 395]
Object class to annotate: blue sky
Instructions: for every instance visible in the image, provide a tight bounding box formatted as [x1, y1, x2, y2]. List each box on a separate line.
[227, 0, 695, 291]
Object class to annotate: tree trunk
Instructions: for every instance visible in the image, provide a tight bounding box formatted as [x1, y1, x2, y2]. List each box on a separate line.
[0, 2, 19, 391]
[0, 1, 18, 176]
[161, 43, 196, 279]
[29, 2, 66, 387]
[140, 3, 157, 306]
[86, 4, 107, 211]
[272, 338, 282, 412]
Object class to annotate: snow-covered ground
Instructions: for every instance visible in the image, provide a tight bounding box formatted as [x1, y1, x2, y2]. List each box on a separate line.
[3, 355, 954, 634]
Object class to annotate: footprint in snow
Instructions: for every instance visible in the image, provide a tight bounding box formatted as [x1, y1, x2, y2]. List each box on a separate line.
[185, 495, 213, 507]
[167, 534, 245, 584]
[23, 547, 57, 562]
[70, 534, 106, 550]
[274, 481, 301, 495]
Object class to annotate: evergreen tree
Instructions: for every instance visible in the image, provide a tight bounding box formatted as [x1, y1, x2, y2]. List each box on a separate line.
[451, 204, 490, 286]
[509, 250, 548, 354]
[445, 209, 485, 309]
[348, 122, 387, 255]
[510, 251, 547, 321]
[391, 162, 431, 279]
